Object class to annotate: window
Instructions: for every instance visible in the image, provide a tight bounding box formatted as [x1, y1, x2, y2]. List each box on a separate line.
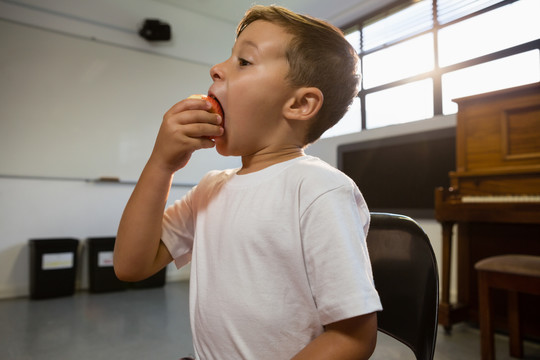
[363, 34, 434, 89]
[322, 0, 540, 138]
[324, 97, 362, 138]
[442, 50, 540, 114]
[438, 0, 540, 67]
[366, 79, 433, 129]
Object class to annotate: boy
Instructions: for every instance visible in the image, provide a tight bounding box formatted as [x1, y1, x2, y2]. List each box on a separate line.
[114, 5, 381, 360]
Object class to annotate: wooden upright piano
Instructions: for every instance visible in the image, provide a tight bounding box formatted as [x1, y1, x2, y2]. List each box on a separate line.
[435, 82, 540, 335]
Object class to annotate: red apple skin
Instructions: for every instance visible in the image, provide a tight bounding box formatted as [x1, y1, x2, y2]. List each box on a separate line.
[188, 94, 224, 139]
[188, 94, 224, 119]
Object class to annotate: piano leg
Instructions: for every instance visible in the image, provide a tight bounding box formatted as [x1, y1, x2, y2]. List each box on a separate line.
[439, 221, 454, 333]
[438, 220, 470, 333]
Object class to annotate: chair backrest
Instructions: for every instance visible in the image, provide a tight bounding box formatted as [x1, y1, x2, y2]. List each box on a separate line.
[367, 212, 439, 360]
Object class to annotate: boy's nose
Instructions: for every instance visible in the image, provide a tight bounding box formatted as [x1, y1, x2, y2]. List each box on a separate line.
[210, 63, 224, 82]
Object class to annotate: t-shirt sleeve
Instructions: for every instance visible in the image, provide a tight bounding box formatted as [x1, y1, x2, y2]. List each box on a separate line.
[161, 187, 196, 269]
[300, 183, 382, 326]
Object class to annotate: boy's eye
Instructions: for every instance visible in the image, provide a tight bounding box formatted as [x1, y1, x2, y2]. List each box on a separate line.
[238, 58, 251, 66]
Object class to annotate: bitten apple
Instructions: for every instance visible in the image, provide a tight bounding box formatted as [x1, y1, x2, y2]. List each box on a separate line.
[188, 94, 224, 120]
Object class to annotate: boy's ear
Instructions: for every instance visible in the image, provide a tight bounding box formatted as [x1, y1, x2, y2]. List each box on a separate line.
[283, 87, 323, 121]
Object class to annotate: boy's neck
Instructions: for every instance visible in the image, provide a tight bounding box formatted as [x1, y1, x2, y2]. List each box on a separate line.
[238, 147, 305, 175]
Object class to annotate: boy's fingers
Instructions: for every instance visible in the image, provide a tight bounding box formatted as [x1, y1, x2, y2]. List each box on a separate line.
[199, 137, 217, 149]
[183, 123, 224, 139]
[166, 97, 212, 117]
[166, 110, 222, 127]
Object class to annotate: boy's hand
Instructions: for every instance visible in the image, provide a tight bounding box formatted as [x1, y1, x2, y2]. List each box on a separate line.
[115, 96, 223, 282]
[149, 97, 224, 173]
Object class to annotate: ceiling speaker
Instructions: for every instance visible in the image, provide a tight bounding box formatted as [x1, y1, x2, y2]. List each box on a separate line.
[139, 19, 171, 41]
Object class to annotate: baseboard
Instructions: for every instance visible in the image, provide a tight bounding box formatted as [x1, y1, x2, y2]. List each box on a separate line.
[0, 285, 28, 300]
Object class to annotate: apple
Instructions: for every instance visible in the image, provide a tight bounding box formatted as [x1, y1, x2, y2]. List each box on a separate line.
[188, 94, 224, 120]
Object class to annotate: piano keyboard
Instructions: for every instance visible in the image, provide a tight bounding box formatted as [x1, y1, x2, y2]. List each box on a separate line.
[461, 195, 540, 203]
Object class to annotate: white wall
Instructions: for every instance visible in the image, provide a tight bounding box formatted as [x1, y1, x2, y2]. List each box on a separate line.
[0, 0, 237, 298]
[0, 178, 192, 298]
[0, 0, 236, 66]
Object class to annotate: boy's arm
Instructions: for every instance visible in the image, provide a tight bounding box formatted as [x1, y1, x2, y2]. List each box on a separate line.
[114, 160, 175, 281]
[291, 312, 378, 360]
[114, 97, 223, 281]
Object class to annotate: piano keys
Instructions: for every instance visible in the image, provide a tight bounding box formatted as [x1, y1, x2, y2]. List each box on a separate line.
[434, 82, 540, 336]
[460, 195, 540, 203]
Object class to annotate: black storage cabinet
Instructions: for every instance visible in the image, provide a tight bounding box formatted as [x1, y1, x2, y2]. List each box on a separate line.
[29, 238, 80, 300]
[87, 237, 166, 292]
[87, 237, 126, 293]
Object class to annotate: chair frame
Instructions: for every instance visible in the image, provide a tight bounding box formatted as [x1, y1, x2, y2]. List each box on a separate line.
[367, 212, 439, 360]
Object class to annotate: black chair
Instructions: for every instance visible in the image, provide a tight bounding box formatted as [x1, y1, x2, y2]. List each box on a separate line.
[367, 212, 439, 360]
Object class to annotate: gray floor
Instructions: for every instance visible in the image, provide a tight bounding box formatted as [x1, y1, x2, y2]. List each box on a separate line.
[1, 281, 539, 360]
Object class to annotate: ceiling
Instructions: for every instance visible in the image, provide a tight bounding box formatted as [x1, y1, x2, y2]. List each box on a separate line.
[155, 0, 395, 28]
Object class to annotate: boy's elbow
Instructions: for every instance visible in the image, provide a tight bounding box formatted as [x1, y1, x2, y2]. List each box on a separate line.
[113, 241, 172, 282]
[114, 265, 150, 282]
[114, 262, 136, 282]
[113, 256, 145, 282]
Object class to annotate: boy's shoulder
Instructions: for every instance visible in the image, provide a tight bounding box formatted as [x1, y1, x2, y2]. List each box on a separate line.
[290, 155, 356, 189]
[291, 156, 366, 212]
[295, 155, 347, 175]
[194, 168, 236, 191]
[196, 156, 356, 192]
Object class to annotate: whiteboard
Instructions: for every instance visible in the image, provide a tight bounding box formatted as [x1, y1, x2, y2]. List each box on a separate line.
[0, 20, 240, 185]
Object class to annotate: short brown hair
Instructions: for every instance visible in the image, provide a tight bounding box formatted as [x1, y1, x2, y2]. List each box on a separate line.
[237, 5, 360, 144]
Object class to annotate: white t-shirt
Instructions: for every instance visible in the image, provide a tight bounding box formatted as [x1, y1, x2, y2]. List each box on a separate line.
[161, 155, 381, 360]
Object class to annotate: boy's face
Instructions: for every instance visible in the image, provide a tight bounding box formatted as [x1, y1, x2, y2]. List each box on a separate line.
[209, 20, 297, 157]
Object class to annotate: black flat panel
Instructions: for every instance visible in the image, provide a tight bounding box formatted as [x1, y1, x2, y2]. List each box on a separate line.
[338, 128, 455, 218]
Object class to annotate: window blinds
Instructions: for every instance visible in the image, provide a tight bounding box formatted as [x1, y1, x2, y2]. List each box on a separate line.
[361, 0, 513, 52]
[437, 0, 508, 24]
[362, 0, 433, 52]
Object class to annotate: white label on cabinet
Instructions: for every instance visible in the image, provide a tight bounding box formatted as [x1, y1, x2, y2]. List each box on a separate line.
[98, 251, 114, 267]
[42, 252, 74, 270]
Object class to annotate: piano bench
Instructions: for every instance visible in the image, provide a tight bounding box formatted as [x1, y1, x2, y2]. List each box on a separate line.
[475, 255, 540, 360]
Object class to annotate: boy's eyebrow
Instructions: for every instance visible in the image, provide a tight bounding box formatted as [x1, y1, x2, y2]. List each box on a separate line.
[243, 40, 258, 49]
[235, 39, 259, 52]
